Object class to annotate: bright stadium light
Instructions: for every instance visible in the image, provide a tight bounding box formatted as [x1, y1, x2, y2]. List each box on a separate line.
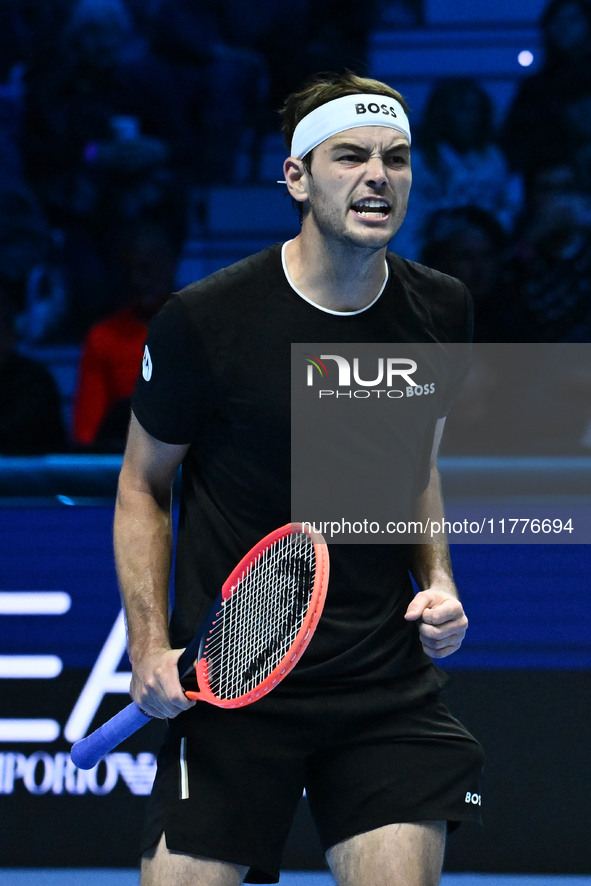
[518, 50, 534, 67]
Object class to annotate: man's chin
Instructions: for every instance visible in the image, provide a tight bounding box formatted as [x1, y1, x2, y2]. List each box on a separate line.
[347, 215, 405, 250]
[346, 227, 398, 251]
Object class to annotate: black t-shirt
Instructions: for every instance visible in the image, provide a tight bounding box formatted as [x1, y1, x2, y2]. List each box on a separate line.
[132, 243, 472, 700]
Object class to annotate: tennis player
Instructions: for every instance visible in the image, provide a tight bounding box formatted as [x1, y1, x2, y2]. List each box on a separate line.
[114, 71, 484, 885]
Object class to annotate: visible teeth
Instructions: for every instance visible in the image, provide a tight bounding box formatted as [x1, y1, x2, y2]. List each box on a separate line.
[353, 199, 390, 215]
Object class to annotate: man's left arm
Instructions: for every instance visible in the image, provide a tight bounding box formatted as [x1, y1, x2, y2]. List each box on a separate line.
[404, 418, 468, 658]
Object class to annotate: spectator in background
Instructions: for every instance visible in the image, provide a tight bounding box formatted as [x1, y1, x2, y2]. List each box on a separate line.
[502, 162, 591, 342]
[0, 1, 68, 336]
[0, 5, 27, 195]
[144, 0, 377, 186]
[20, 0, 187, 335]
[501, 0, 591, 181]
[113, 0, 162, 50]
[0, 186, 53, 316]
[420, 207, 519, 454]
[435, 164, 591, 455]
[72, 219, 180, 451]
[0, 287, 66, 454]
[219, 0, 377, 124]
[393, 77, 522, 261]
[420, 206, 511, 342]
[147, 0, 270, 183]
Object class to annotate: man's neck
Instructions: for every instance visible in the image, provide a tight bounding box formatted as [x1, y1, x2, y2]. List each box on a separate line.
[283, 234, 388, 313]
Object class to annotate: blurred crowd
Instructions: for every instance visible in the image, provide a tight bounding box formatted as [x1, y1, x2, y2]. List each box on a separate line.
[0, 0, 590, 456]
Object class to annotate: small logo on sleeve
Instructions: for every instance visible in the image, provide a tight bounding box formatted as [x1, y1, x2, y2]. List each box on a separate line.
[142, 345, 153, 381]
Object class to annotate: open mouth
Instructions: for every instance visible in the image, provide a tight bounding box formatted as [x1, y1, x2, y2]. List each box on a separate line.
[351, 198, 392, 219]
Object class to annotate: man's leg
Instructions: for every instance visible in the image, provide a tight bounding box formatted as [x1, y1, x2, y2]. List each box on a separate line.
[326, 820, 446, 886]
[141, 833, 249, 886]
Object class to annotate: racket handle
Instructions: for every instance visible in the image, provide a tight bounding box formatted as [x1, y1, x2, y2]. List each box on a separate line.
[71, 639, 200, 769]
[70, 703, 150, 770]
[71, 636, 202, 769]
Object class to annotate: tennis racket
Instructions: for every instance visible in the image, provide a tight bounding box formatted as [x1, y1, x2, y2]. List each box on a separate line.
[70, 522, 329, 769]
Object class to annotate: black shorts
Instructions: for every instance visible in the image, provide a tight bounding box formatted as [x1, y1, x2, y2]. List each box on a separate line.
[141, 682, 484, 884]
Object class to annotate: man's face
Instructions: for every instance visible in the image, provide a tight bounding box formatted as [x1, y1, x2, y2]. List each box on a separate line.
[299, 126, 412, 251]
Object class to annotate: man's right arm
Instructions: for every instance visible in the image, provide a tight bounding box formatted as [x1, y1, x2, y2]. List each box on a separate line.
[113, 412, 195, 719]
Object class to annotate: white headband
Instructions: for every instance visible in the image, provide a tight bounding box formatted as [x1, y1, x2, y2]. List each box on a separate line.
[290, 93, 411, 159]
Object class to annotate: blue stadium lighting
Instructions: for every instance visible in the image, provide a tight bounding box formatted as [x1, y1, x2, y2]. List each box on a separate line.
[56, 494, 76, 506]
[518, 50, 534, 67]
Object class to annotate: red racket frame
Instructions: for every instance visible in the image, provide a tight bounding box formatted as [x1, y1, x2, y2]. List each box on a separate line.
[185, 522, 329, 708]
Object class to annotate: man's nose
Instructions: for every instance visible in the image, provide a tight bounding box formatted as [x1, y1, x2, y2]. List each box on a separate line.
[365, 156, 388, 186]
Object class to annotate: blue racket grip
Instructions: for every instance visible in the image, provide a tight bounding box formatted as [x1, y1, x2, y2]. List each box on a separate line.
[70, 703, 151, 770]
[70, 635, 202, 770]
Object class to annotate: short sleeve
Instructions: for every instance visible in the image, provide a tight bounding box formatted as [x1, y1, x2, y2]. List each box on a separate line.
[131, 295, 210, 444]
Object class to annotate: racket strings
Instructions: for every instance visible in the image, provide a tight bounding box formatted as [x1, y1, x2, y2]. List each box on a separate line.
[207, 535, 313, 695]
[203, 532, 316, 699]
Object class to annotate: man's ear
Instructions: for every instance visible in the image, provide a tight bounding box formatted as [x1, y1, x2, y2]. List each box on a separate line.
[283, 157, 309, 206]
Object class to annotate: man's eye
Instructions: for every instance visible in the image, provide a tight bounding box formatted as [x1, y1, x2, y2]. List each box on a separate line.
[386, 154, 409, 166]
[337, 154, 363, 163]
